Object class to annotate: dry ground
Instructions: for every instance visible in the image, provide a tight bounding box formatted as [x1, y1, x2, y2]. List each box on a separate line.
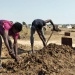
[0, 26, 75, 75]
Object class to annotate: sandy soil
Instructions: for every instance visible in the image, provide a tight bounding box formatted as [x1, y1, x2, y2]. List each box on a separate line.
[0, 27, 75, 75]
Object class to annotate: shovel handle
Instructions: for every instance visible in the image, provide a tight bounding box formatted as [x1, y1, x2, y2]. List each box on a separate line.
[46, 31, 53, 45]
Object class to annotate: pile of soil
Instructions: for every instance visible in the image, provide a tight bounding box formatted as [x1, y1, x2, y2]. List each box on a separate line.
[1, 43, 75, 75]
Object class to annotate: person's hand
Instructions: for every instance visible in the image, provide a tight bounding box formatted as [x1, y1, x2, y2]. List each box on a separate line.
[53, 28, 57, 31]
[52, 28, 61, 32]
[52, 28, 56, 31]
[15, 56, 22, 64]
[8, 49, 14, 56]
[8, 49, 20, 63]
[8, 49, 16, 60]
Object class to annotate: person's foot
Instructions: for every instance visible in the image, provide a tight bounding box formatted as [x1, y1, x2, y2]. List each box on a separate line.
[28, 50, 33, 54]
[0, 64, 3, 69]
[29, 50, 36, 54]
[33, 50, 36, 53]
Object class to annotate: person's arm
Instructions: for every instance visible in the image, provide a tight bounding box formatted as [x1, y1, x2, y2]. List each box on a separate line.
[13, 37, 18, 58]
[2, 30, 17, 60]
[8, 37, 13, 49]
[44, 19, 55, 30]
[37, 30, 46, 47]
[2, 30, 11, 52]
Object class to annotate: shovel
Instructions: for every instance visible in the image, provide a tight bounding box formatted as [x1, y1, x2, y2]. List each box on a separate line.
[46, 31, 53, 46]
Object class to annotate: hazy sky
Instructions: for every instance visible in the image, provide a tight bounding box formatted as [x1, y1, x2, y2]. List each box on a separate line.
[0, 0, 75, 24]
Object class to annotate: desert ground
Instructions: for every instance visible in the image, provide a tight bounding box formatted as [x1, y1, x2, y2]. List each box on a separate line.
[0, 25, 75, 75]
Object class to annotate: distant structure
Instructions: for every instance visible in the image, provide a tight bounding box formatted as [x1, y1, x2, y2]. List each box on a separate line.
[66, 24, 72, 28]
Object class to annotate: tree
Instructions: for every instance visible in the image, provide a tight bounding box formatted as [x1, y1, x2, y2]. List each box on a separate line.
[22, 21, 27, 28]
[22, 21, 26, 25]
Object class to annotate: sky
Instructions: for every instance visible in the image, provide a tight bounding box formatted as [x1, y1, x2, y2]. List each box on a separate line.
[0, 0, 75, 24]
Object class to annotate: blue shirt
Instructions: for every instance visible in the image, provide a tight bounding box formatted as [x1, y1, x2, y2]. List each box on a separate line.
[32, 19, 46, 28]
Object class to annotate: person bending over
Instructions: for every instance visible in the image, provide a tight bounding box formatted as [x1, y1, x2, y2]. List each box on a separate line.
[30, 19, 56, 53]
[0, 20, 22, 62]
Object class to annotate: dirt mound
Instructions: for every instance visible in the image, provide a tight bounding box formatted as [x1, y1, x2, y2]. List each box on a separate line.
[1, 44, 75, 75]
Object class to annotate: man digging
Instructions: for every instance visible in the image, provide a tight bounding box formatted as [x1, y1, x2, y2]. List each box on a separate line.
[30, 19, 59, 53]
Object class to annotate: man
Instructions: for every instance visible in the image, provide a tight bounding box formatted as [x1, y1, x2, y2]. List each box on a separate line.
[0, 20, 22, 63]
[30, 19, 57, 53]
